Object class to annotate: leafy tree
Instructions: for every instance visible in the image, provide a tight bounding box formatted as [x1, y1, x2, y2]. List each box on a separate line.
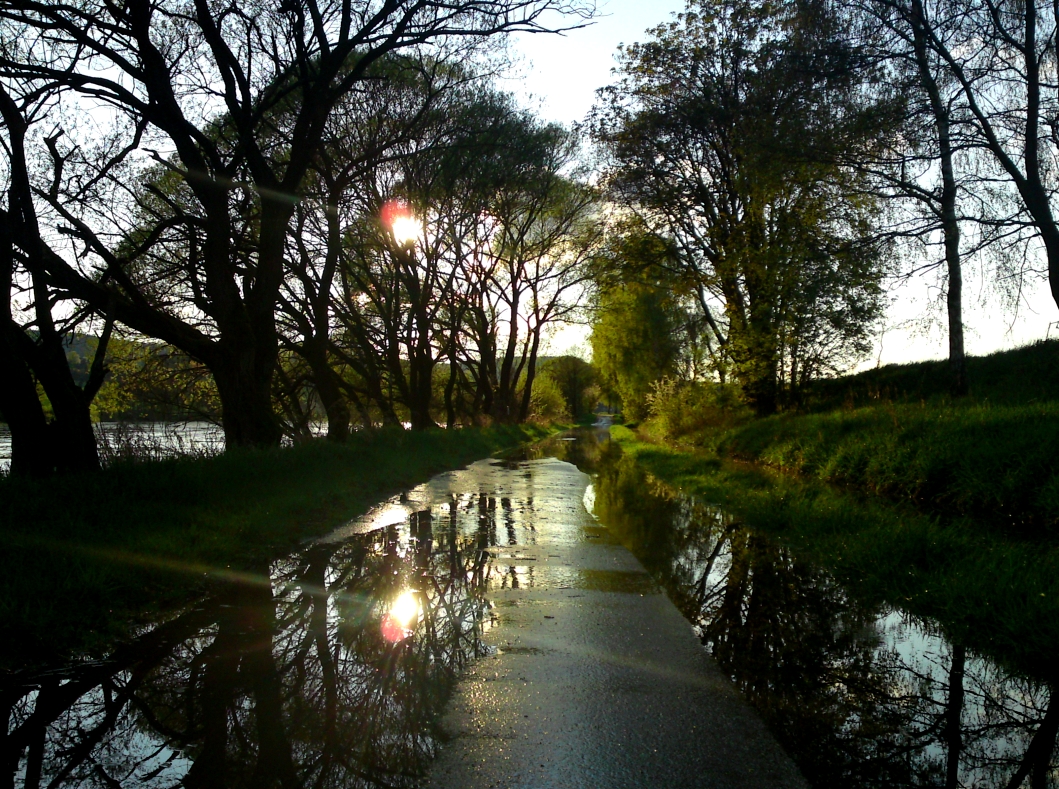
[591, 281, 683, 421]
[327, 85, 598, 428]
[541, 355, 597, 420]
[591, 0, 890, 415]
[0, 0, 593, 450]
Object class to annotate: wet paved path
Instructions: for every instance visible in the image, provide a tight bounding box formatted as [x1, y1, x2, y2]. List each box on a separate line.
[425, 451, 807, 789]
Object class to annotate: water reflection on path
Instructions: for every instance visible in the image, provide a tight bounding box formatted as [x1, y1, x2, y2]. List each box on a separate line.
[5, 451, 592, 788]
[5, 429, 1058, 788]
[590, 444, 1059, 789]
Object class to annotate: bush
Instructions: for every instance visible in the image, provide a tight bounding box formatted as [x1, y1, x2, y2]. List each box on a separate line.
[528, 373, 570, 423]
[646, 378, 750, 439]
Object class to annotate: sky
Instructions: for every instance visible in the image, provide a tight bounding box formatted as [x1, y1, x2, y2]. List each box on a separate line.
[505, 1, 1059, 368]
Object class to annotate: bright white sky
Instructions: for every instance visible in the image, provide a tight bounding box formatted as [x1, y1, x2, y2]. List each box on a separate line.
[507, 1, 1059, 369]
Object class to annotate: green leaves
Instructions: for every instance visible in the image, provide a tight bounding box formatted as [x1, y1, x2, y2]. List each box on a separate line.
[591, 0, 892, 412]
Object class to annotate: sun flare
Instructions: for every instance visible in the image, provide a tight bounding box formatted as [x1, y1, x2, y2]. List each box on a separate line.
[390, 215, 418, 247]
[381, 590, 420, 642]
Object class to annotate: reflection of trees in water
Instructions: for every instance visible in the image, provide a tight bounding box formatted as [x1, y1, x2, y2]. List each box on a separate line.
[594, 452, 1059, 788]
[5, 493, 499, 788]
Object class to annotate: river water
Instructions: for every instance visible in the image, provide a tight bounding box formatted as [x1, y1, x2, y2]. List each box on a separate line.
[0, 422, 226, 473]
[5, 428, 1057, 787]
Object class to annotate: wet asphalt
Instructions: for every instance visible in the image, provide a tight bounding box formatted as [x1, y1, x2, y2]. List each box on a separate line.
[424, 453, 808, 789]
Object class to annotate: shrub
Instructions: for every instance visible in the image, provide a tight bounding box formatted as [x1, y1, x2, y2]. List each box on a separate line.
[528, 373, 570, 423]
[646, 378, 750, 439]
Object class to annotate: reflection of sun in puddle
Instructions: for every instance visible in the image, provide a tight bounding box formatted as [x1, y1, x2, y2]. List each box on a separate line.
[381, 590, 420, 642]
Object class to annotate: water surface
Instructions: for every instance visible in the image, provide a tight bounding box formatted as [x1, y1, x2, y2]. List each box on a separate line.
[5, 429, 1057, 788]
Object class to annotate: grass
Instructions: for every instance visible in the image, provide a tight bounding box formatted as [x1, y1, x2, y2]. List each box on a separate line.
[649, 340, 1059, 536]
[612, 425, 1059, 678]
[803, 337, 1059, 410]
[717, 401, 1059, 533]
[0, 424, 552, 669]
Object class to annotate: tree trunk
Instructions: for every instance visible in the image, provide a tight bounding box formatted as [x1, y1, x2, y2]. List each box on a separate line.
[912, 4, 966, 398]
[944, 643, 966, 789]
[408, 356, 437, 430]
[1004, 687, 1059, 789]
[211, 348, 283, 448]
[305, 340, 349, 442]
[517, 327, 543, 423]
[0, 340, 52, 477]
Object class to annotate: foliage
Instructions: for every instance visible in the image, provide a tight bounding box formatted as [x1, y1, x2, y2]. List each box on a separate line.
[590, 281, 684, 421]
[591, 0, 893, 414]
[539, 355, 598, 420]
[92, 340, 221, 422]
[527, 372, 569, 423]
[656, 340, 1059, 533]
[645, 377, 749, 439]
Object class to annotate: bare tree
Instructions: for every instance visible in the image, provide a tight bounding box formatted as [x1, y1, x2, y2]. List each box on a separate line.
[890, 0, 1059, 323]
[0, 82, 117, 475]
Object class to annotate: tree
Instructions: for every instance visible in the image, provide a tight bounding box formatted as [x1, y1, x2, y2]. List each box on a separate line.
[0, 0, 593, 449]
[541, 355, 598, 420]
[591, 0, 890, 414]
[279, 54, 469, 438]
[0, 83, 115, 475]
[890, 0, 1059, 325]
[320, 85, 597, 429]
[591, 281, 682, 421]
[844, 0, 1019, 398]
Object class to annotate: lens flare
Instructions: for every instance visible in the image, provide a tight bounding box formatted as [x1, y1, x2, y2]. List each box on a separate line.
[390, 215, 418, 247]
[381, 590, 419, 642]
[381, 200, 417, 246]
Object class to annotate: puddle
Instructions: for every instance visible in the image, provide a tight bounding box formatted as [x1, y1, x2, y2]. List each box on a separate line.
[7, 424, 1055, 788]
[3, 434, 610, 788]
[590, 447, 1059, 788]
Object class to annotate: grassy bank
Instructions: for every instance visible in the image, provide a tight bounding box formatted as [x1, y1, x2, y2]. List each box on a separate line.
[612, 425, 1059, 678]
[651, 341, 1059, 535]
[717, 401, 1059, 532]
[0, 425, 551, 668]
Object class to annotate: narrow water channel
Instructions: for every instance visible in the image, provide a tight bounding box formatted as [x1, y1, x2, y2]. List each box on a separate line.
[4, 428, 1057, 787]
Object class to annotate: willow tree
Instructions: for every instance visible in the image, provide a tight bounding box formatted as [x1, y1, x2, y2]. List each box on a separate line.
[591, 0, 891, 414]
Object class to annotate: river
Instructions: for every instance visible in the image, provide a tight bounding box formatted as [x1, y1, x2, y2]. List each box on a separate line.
[0, 422, 226, 473]
[4, 428, 1056, 787]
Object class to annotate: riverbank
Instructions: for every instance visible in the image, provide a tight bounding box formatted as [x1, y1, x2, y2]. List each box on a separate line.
[647, 341, 1059, 537]
[611, 425, 1059, 678]
[0, 424, 552, 669]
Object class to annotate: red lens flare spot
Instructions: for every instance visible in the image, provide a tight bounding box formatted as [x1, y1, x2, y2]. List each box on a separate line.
[381, 200, 410, 229]
[381, 613, 408, 643]
[381, 590, 419, 642]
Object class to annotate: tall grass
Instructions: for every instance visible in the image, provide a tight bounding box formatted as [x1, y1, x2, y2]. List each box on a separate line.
[644, 340, 1059, 535]
[719, 401, 1059, 532]
[0, 425, 550, 667]
[803, 338, 1059, 410]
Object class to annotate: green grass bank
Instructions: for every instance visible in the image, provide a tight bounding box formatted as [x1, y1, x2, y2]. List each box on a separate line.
[612, 425, 1059, 678]
[0, 424, 551, 669]
[654, 340, 1059, 535]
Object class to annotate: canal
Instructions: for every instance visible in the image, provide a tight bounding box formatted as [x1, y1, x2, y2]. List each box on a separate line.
[5, 427, 1057, 787]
